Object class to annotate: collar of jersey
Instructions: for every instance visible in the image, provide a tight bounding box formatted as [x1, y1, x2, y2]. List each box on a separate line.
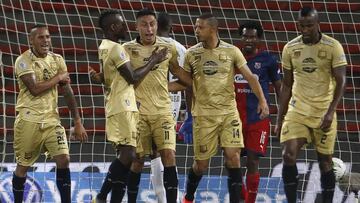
[136, 36, 156, 46]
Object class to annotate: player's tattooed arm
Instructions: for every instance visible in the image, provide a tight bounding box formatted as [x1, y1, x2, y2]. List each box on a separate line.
[61, 83, 88, 142]
[20, 72, 69, 96]
[119, 47, 168, 85]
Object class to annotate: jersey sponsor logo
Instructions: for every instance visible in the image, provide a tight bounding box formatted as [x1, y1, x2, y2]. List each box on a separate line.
[161, 121, 173, 130]
[236, 88, 252, 93]
[203, 61, 218, 75]
[303, 67, 317, 73]
[303, 57, 316, 63]
[234, 74, 247, 83]
[234, 74, 258, 84]
[231, 119, 240, 127]
[302, 58, 317, 73]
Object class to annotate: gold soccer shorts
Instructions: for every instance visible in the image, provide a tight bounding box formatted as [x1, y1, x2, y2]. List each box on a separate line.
[193, 111, 244, 160]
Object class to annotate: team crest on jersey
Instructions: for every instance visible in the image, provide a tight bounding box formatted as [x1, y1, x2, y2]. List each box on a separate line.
[43, 69, 51, 80]
[50, 62, 57, 70]
[219, 53, 227, 62]
[317, 50, 327, 59]
[254, 62, 262, 69]
[131, 50, 139, 58]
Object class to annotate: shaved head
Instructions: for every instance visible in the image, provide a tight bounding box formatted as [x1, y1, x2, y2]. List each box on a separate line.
[30, 24, 47, 37]
[298, 7, 319, 21]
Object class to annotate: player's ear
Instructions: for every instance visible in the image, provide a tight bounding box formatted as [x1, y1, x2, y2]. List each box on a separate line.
[29, 35, 33, 46]
[110, 23, 116, 32]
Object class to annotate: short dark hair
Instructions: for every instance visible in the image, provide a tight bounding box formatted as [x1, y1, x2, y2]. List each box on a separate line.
[136, 8, 156, 19]
[299, 7, 317, 17]
[238, 20, 263, 38]
[198, 13, 215, 20]
[30, 24, 47, 31]
[198, 13, 218, 28]
[157, 12, 172, 31]
[98, 9, 121, 30]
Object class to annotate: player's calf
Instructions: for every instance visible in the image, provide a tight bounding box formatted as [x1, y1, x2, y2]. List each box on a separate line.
[12, 173, 26, 203]
[282, 164, 298, 203]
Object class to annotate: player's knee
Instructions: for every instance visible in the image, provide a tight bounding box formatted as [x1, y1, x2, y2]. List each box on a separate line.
[130, 158, 144, 173]
[15, 165, 29, 177]
[194, 161, 209, 174]
[318, 156, 333, 172]
[282, 150, 296, 165]
[246, 158, 259, 172]
[54, 154, 70, 168]
[160, 149, 175, 166]
[117, 145, 136, 165]
[224, 153, 241, 168]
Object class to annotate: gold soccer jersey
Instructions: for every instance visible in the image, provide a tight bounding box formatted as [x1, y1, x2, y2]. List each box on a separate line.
[98, 39, 138, 117]
[14, 49, 67, 123]
[183, 40, 247, 116]
[123, 36, 179, 115]
[282, 34, 347, 118]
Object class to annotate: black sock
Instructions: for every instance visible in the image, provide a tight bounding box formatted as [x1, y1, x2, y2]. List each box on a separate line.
[56, 168, 71, 203]
[321, 169, 335, 203]
[12, 173, 26, 203]
[97, 159, 121, 200]
[127, 170, 141, 203]
[282, 164, 298, 203]
[185, 167, 202, 201]
[227, 168, 242, 203]
[164, 166, 178, 203]
[110, 159, 129, 203]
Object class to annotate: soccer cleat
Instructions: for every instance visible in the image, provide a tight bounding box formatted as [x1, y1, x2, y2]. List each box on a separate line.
[182, 195, 194, 203]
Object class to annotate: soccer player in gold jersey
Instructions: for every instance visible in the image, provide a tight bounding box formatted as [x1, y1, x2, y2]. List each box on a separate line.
[122, 8, 191, 203]
[90, 9, 167, 203]
[12, 25, 88, 203]
[176, 13, 269, 203]
[275, 7, 347, 203]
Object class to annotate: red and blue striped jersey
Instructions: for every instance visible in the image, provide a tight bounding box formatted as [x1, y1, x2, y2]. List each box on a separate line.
[235, 51, 281, 125]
